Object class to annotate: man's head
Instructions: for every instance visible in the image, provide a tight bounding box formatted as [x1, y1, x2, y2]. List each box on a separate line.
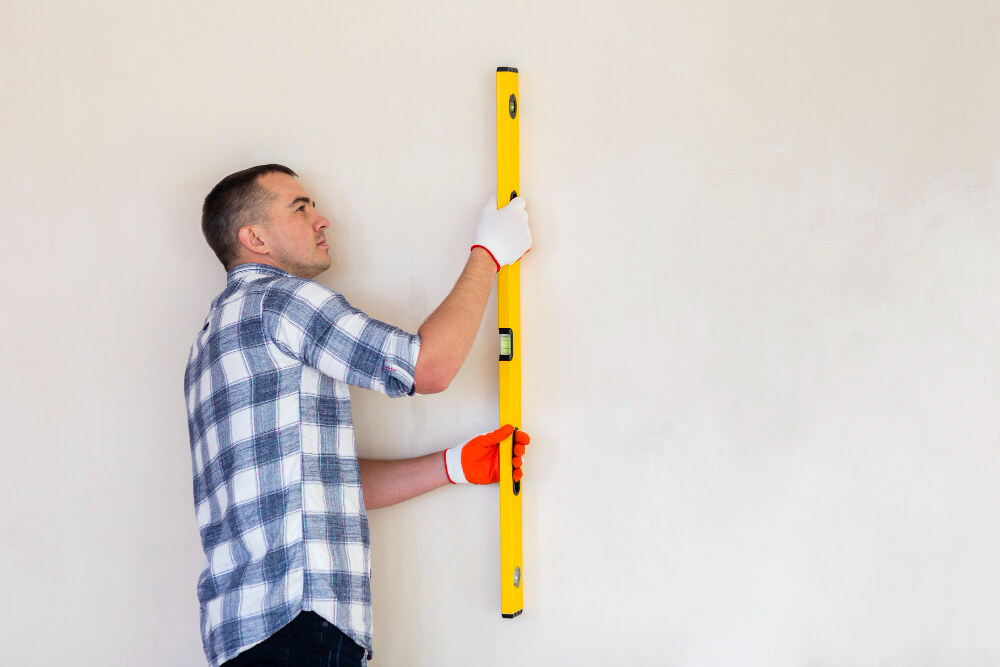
[202, 164, 332, 279]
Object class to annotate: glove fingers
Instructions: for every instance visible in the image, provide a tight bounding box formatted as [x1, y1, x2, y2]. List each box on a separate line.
[460, 425, 528, 485]
[486, 424, 516, 443]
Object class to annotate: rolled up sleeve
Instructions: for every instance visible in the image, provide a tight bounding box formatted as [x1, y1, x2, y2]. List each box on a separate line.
[262, 278, 421, 397]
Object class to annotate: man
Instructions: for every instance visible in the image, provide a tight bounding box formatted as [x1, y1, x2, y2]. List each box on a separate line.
[184, 164, 532, 666]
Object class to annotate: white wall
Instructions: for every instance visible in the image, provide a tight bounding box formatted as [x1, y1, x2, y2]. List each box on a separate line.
[2, 1, 999, 664]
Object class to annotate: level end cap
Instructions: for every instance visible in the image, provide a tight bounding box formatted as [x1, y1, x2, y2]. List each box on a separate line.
[502, 610, 524, 619]
[497, 66, 518, 73]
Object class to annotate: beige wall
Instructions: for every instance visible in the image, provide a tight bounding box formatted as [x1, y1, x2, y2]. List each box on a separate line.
[2, 0, 999, 664]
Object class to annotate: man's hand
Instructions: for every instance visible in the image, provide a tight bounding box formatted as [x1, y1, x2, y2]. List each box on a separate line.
[444, 425, 531, 484]
[471, 197, 531, 271]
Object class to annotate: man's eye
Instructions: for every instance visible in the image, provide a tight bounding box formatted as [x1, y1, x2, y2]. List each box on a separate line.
[297, 206, 306, 212]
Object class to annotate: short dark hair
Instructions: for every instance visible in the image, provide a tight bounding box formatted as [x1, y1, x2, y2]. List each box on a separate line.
[201, 164, 298, 268]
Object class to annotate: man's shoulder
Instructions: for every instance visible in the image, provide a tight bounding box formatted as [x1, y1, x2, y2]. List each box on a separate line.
[221, 265, 352, 327]
[256, 277, 345, 312]
[223, 266, 334, 303]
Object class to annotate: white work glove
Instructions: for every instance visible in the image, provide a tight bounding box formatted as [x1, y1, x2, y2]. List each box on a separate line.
[471, 196, 531, 271]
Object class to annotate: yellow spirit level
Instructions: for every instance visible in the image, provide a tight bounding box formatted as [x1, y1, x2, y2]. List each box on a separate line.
[495, 66, 523, 619]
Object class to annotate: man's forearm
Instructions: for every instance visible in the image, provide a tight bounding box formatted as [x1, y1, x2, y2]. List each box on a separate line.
[358, 453, 450, 510]
[412, 247, 496, 394]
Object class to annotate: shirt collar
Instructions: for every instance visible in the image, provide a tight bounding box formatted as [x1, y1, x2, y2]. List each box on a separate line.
[226, 263, 294, 285]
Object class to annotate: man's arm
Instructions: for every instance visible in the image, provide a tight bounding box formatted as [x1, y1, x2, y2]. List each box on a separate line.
[361, 200, 531, 504]
[358, 427, 530, 509]
[412, 197, 530, 394]
[412, 247, 496, 394]
[358, 454, 449, 510]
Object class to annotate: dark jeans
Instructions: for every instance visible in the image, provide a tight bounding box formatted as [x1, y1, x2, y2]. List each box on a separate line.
[221, 612, 366, 667]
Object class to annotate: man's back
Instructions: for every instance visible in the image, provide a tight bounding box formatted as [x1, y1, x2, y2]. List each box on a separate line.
[184, 263, 419, 666]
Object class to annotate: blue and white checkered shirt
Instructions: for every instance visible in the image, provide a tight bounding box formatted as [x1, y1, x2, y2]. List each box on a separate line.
[184, 263, 420, 666]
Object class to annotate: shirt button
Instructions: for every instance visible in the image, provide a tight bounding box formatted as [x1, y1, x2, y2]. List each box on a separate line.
[322, 621, 328, 628]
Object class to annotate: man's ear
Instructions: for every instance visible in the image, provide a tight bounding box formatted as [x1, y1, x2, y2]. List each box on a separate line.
[238, 225, 270, 256]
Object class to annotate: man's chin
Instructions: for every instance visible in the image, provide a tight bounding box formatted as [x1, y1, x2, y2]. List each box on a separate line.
[308, 257, 332, 279]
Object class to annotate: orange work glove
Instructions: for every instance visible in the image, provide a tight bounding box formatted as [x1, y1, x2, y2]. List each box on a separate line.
[444, 425, 531, 484]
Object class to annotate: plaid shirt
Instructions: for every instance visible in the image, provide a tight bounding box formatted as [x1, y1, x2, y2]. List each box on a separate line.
[184, 263, 420, 666]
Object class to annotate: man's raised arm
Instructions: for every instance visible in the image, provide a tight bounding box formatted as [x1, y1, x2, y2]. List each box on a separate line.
[412, 197, 530, 394]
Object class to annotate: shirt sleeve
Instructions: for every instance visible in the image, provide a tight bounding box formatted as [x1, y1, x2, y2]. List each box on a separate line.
[261, 278, 421, 397]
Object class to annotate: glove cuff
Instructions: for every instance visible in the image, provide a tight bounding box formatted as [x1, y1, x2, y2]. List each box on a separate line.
[444, 446, 468, 484]
[470, 244, 501, 272]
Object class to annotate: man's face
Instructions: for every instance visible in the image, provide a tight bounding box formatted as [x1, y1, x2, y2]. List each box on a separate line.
[256, 172, 331, 279]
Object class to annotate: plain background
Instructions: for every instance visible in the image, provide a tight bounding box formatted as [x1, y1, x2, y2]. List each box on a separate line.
[2, 1, 999, 665]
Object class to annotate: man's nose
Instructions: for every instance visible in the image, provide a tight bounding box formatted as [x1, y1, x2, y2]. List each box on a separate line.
[315, 215, 329, 230]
